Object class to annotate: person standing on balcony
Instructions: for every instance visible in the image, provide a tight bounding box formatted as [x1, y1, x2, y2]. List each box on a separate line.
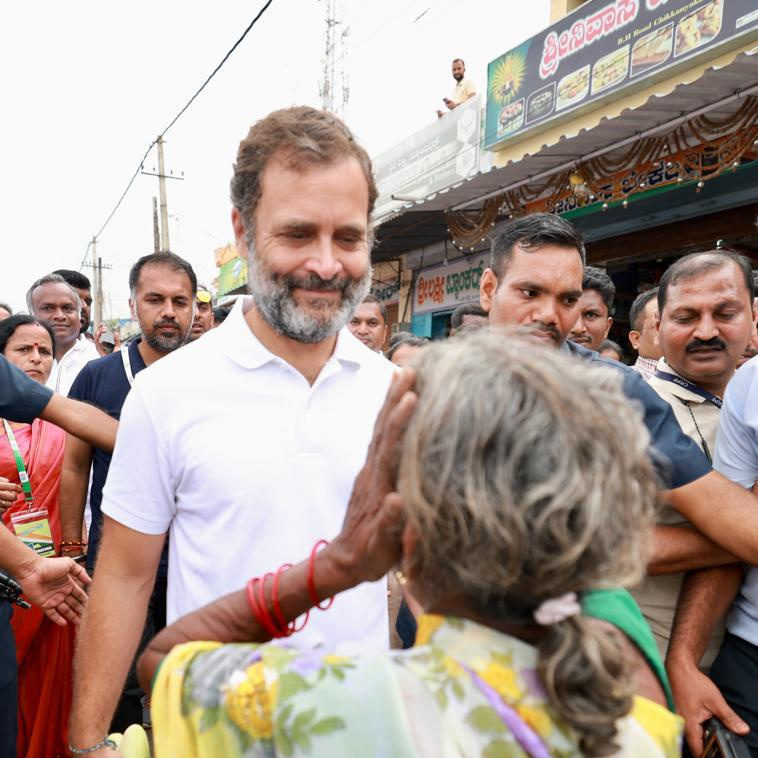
[437, 58, 476, 118]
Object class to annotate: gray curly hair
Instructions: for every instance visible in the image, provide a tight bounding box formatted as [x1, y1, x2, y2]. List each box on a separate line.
[398, 330, 658, 756]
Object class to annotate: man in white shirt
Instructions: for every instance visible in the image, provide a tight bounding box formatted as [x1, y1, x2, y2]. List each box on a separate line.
[52, 268, 94, 336]
[26, 273, 98, 395]
[69, 106, 396, 753]
[437, 58, 476, 117]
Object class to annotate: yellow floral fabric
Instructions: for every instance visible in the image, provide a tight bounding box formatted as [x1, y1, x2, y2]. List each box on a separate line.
[151, 615, 683, 757]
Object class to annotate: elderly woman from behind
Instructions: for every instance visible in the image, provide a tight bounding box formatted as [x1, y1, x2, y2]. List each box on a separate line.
[136, 332, 682, 758]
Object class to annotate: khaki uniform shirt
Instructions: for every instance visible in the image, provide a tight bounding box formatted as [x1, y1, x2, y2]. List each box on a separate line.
[450, 77, 476, 105]
[633, 357, 725, 668]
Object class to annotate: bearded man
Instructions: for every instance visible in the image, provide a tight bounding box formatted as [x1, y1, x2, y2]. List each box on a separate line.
[60, 251, 196, 572]
[61, 251, 196, 730]
[68, 108, 395, 753]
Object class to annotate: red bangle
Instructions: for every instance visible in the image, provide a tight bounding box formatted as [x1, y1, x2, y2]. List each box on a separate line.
[272, 563, 309, 635]
[308, 540, 335, 611]
[246, 576, 280, 638]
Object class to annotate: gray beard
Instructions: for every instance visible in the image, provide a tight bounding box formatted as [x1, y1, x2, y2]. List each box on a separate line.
[245, 228, 371, 344]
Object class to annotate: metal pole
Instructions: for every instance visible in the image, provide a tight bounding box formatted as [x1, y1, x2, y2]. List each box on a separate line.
[152, 196, 160, 253]
[156, 136, 171, 252]
[96, 257, 104, 326]
[91, 237, 98, 326]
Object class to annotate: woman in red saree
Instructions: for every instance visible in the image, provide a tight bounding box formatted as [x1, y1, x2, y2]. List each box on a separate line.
[0, 314, 75, 758]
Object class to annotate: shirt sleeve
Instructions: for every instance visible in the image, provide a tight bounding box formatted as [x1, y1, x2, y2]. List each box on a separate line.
[0, 354, 53, 423]
[67, 362, 93, 401]
[100, 384, 175, 534]
[714, 362, 758, 489]
[622, 367, 712, 489]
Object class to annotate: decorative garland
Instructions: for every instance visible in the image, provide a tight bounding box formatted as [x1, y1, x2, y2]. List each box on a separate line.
[445, 196, 501, 251]
[444, 96, 758, 249]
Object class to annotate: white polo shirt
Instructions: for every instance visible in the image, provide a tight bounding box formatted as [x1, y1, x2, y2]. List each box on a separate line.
[50, 336, 99, 396]
[101, 297, 396, 649]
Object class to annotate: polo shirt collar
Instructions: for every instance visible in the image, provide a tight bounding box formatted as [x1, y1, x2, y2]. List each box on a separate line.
[128, 337, 148, 374]
[221, 296, 370, 371]
[655, 358, 710, 404]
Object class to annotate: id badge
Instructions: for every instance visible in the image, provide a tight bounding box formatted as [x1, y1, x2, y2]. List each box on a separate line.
[10, 508, 56, 558]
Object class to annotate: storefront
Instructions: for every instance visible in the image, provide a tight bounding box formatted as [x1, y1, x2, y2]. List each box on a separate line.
[370, 260, 402, 349]
[372, 0, 758, 353]
[409, 253, 488, 338]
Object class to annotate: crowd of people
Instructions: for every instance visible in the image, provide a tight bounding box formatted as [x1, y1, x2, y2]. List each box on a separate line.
[1, 105, 757, 758]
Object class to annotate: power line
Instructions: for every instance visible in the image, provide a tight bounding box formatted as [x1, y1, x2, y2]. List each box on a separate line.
[80, 0, 275, 270]
[158, 0, 274, 138]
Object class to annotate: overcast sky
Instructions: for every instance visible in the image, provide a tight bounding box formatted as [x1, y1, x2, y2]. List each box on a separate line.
[0, 0, 549, 318]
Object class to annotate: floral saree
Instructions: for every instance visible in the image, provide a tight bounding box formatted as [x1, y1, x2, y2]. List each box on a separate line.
[152, 614, 683, 757]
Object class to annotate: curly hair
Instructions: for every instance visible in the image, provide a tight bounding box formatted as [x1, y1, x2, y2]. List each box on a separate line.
[398, 330, 658, 756]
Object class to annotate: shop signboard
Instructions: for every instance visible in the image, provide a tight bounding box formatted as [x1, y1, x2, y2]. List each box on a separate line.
[413, 253, 489, 316]
[374, 96, 482, 220]
[371, 280, 400, 304]
[485, 0, 758, 150]
[217, 256, 247, 296]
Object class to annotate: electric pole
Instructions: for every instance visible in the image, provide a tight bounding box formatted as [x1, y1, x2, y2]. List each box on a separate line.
[91, 237, 98, 324]
[141, 141, 183, 253]
[83, 239, 112, 327]
[152, 196, 160, 254]
[157, 136, 170, 252]
[96, 257, 104, 326]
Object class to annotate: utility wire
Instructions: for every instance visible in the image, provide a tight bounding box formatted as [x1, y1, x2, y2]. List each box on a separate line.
[158, 0, 274, 138]
[80, 0, 275, 270]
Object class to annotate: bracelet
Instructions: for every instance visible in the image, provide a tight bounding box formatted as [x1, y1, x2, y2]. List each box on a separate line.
[271, 563, 308, 636]
[68, 737, 117, 754]
[61, 540, 87, 547]
[246, 575, 281, 638]
[307, 540, 335, 610]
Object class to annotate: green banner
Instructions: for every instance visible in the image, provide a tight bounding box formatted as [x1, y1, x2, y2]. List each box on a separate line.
[485, 0, 758, 150]
[218, 256, 247, 296]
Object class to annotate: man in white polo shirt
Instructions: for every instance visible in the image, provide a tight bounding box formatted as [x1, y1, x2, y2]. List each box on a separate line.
[69, 106, 395, 752]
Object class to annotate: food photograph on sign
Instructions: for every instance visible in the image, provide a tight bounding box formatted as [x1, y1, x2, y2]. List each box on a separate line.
[591, 45, 630, 95]
[497, 99, 525, 137]
[526, 83, 556, 124]
[489, 46, 528, 106]
[556, 64, 590, 111]
[675, 0, 724, 57]
[631, 23, 674, 77]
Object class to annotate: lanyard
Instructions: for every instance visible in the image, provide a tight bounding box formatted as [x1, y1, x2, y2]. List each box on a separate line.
[1, 419, 33, 507]
[120, 345, 135, 387]
[653, 369, 723, 409]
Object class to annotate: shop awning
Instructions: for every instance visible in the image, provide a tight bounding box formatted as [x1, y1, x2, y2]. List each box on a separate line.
[374, 46, 758, 261]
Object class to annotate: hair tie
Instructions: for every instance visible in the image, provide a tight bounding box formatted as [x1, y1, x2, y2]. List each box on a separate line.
[533, 592, 581, 626]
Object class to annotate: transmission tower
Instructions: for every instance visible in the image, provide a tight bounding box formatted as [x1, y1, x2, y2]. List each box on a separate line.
[318, 0, 349, 116]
